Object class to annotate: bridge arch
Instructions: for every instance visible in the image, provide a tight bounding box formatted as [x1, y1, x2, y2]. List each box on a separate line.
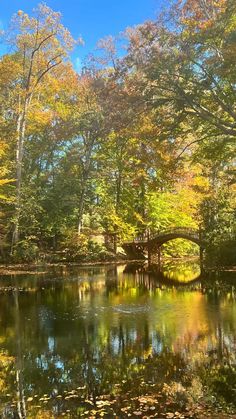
[148, 233, 201, 247]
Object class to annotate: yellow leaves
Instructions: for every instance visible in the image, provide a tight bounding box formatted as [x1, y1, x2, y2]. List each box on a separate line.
[0, 140, 14, 201]
[24, 63, 79, 134]
[0, 179, 15, 187]
[192, 175, 209, 193]
[27, 108, 54, 133]
[8, 2, 79, 111]
[0, 141, 8, 159]
[0, 350, 14, 393]
[134, 212, 146, 225]
[54, 102, 72, 121]
[0, 351, 14, 366]
[0, 179, 15, 202]
[0, 55, 21, 88]
[143, 346, 153, 359]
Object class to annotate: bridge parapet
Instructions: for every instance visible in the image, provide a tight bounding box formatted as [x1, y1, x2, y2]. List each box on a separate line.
[125, 227, 200, 244]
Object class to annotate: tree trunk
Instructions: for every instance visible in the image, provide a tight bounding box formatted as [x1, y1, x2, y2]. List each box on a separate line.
[12, 115, 26, 248]
[77, 136, 95, 237]
[77, 187, 86, 236]
[115, 171, 122, 211]
[12, 96, 30, 250]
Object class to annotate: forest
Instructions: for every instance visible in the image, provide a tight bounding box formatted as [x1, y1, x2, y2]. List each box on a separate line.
[0, 2, 236, 418]
[0, 0, 235, 267]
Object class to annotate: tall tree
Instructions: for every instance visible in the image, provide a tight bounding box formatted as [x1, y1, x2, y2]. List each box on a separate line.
[4, 4, 77, 245]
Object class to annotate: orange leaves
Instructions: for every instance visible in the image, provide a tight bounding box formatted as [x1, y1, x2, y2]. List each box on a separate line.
[180, 0, 227, 31]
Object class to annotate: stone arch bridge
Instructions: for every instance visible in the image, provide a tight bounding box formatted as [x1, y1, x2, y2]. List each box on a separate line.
[122, 227, 203, 263]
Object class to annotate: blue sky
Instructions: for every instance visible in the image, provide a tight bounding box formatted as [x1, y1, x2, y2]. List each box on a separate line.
[0, 0, 164, 71]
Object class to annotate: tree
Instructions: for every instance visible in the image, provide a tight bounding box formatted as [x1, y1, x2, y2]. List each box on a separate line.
[4, 3, 77, 245]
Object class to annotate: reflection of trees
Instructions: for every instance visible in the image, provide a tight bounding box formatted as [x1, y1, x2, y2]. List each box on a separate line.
[14, 288, 26, 418]
[0, 289, 27, 418]
[0, 351, 14, 417]
[0, 266, 235, 415]
[198, 350, 236, 406]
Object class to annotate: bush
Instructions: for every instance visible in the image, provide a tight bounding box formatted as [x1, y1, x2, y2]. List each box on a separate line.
[12, 238, 39, 262]
[62, 230, 116, 262]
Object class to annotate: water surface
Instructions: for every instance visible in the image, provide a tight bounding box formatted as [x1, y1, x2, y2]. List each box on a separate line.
[0, 262, 235, 417]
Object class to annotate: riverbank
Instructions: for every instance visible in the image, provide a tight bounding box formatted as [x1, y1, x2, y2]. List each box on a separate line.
[0, 260, 235, 277]
[0, 260, 129, 276]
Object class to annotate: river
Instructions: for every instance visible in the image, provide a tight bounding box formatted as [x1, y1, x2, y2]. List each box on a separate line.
[0, 261, 235, 418]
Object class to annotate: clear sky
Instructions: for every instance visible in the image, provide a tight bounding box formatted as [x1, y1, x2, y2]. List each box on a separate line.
[0, 0, 164, 71]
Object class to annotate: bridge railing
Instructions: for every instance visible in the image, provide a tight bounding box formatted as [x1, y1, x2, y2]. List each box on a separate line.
[127, 227, 200, 243]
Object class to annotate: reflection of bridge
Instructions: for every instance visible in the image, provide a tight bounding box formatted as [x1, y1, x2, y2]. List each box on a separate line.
[123, 263, 203, 286]
[122, 227, 203, 263]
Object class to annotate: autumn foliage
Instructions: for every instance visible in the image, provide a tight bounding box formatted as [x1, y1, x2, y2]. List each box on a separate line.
[0, 1, 235, 265]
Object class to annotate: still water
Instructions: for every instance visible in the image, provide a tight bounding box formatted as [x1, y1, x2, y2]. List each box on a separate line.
[0, 262, 236, 418]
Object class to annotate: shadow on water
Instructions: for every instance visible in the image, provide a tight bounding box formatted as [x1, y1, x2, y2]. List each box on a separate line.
[0, 261, 236, 417]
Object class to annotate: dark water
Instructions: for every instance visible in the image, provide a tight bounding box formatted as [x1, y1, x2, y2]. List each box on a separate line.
[0, 262, 236, 418]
